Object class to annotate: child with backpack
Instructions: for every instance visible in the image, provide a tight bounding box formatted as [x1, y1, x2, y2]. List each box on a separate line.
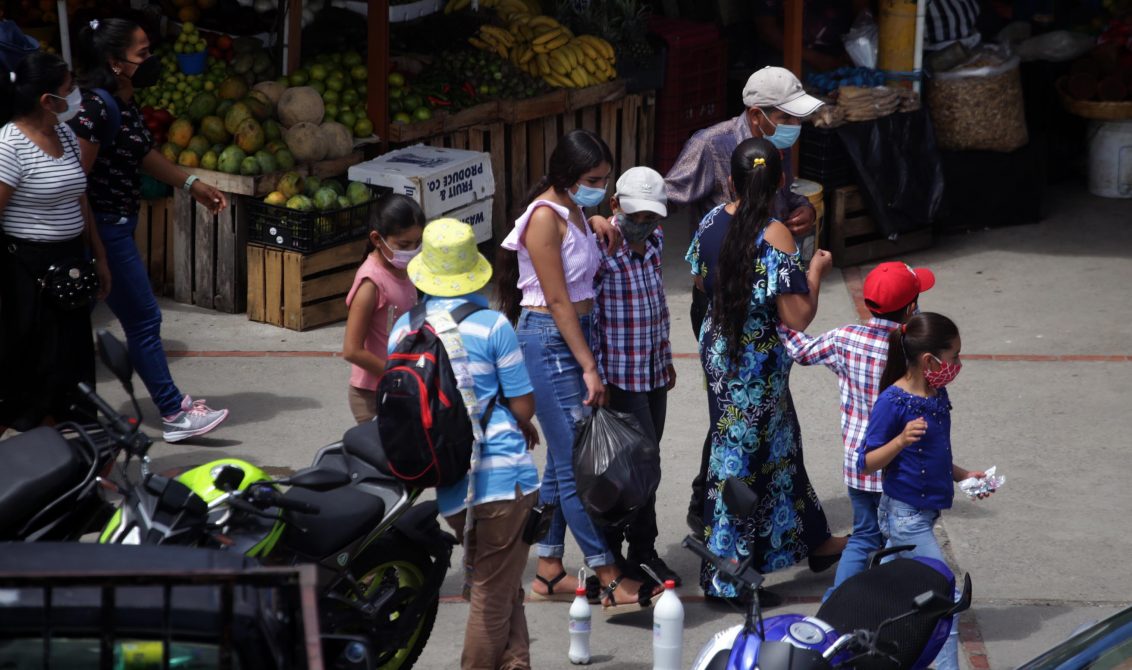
[860, 311, 989, 670]
[384, 219, 541, 670]
[591, 167, 679, 587]
[342, 194, 423, 424]
[777, 261, 935, 594]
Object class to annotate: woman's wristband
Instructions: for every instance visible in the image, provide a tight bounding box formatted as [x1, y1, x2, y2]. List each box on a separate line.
[183, 174, 200, 192]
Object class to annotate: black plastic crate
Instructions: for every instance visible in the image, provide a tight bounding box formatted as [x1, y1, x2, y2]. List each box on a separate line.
[246, 184, 390, 253]
[799, 125, 856, 189]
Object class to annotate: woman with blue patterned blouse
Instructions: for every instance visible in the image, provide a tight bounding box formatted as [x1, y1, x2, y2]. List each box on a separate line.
[685, 137, 845, 605]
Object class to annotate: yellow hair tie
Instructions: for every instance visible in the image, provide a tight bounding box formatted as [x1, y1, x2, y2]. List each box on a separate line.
[752, 157, 766, 167]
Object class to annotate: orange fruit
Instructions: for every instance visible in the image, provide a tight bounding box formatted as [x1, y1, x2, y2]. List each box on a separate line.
[178, 5, 200, 22]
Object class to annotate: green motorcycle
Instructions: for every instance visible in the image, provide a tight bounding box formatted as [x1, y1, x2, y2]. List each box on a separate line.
[94, 331, 454, 670]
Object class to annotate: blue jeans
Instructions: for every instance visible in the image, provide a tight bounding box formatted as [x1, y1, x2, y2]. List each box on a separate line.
[878, 495, 961, 670]
[95, 213, 183, 417]
[824, 487, 884, 601]
[515, 309, 614, 568]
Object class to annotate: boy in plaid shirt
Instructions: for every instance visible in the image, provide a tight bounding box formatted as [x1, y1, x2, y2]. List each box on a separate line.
[777, 261, 936, 596]
[592, 167, 679, 587]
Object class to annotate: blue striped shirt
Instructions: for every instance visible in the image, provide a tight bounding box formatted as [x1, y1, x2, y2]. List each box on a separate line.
[388, 293, 539, 516]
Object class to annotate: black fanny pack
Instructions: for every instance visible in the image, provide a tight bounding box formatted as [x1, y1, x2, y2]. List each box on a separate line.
[39, 258, 100, 310]
[5, 239, 100, 311]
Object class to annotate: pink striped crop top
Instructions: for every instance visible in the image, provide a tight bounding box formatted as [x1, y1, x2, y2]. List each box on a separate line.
[501, 199, 601, 307]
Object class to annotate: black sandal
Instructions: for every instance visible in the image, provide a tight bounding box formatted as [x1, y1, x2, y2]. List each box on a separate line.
[529, 571, 576, 602]
[600, 577, 654, 615]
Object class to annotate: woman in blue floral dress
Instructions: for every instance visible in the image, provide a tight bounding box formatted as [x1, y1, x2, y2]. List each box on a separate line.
[686, 138, 845, 600]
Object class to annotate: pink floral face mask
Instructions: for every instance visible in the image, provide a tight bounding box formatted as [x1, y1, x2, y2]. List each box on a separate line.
[925, 355, 962, 388]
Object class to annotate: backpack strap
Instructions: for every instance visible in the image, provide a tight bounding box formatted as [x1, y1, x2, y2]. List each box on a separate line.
[449, 301, 486, 324]
[90, 88, 121, 150]
[426, 302, 497, 540]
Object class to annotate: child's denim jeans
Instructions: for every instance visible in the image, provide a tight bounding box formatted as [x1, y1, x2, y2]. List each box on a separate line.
[878, 494, 961, 670]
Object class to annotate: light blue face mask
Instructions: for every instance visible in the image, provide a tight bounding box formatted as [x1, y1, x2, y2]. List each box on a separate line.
[762, 113, 802, 150]
[570, 183, 606, 208]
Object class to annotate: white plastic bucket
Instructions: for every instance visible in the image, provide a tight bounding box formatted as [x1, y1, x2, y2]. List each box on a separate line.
[1088, 120, 1132, 199]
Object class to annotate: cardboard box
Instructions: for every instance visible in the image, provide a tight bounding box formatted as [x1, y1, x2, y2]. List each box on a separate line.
[348, 145, 495, 218]
[443, 197, 493, 244]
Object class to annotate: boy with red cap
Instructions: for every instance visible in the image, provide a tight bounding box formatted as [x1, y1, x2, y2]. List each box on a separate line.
[777, 261, 935, 596]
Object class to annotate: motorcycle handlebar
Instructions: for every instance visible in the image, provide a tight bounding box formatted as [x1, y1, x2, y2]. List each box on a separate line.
[77, 382, 136, 442]
[245, 485, 320, 515]
[272, 495, 320, 515]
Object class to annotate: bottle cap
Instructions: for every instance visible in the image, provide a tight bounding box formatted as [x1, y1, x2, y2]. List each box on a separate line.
[576, 586, 587, 596]
[664, 580, 676, 590]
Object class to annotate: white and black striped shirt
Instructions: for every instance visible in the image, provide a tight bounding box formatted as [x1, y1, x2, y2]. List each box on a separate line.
[925, 0, 981, 51]
[0, 122, 87, 241]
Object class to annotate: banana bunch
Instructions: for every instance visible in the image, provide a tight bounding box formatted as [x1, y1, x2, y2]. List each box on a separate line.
[468, 12, 618, 89]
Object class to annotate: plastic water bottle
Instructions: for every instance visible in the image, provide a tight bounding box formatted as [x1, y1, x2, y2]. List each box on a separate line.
[652, 580, 684, 670]
[568, 584, 592, 664]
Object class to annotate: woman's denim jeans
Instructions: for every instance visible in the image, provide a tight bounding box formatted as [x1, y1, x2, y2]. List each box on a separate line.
[878, 495, 961, 670]
[95, 213, 183, 417]
[515, 309, 614, 568]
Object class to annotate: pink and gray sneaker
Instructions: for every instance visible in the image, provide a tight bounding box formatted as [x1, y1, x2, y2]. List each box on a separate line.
[162, 395, 229, 443]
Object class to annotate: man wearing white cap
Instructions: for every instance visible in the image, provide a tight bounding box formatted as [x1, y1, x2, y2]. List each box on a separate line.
[667, 65, 823, 339]
[666, 66, 824, 531]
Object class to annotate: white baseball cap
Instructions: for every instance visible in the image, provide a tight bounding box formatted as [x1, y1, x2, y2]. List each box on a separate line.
[741, 66, 824, 118]
[615, 167, 667, 217]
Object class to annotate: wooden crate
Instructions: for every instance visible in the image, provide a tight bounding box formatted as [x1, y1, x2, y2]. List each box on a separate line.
[134, 196, 176, 297]
[171, 152, 366, 313]
[246, 238, 367, 331]
[829, 186, 933, 268]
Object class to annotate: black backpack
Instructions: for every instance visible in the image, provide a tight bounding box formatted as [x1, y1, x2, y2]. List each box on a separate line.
[376, 302, 499, 488]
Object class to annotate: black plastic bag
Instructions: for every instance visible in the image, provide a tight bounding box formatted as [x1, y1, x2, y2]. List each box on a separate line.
[572, 408, 661, 528]
[835, 108, 945, 237]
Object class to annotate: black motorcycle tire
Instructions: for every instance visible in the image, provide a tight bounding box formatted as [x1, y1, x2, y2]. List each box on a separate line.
[334, 540, 439, 670]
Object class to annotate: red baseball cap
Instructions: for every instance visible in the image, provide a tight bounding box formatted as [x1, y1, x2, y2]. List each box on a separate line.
[862, 262, 936, 314]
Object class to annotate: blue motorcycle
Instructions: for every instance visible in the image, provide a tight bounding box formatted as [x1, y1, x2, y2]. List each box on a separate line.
[686, 479, 973, 670]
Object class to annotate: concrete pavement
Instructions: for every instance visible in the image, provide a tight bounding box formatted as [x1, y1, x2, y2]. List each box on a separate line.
[86, 183, 1132, 668]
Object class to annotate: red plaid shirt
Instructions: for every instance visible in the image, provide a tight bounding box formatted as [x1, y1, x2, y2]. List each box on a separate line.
[777, 317, 901, 492]
[592, 228, 673, 392]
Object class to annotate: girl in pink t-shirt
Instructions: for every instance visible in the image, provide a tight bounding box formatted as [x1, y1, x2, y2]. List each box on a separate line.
[342, 194, 424, 423]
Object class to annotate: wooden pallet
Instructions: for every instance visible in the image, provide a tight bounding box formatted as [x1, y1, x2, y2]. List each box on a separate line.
[829, 186, 933, 268]
[172, 189, 249, 314]
[246, 239, 367, 331]
[134, 197, 176, 297]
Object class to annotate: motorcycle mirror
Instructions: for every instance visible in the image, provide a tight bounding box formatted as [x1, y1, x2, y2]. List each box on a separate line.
[282, 467, 351, 492]
[213, 465, 246, 492]
[722, 477, 759, 516]
[96, 330, 134, 392]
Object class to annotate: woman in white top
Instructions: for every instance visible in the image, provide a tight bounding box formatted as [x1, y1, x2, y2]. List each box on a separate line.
[497, 129, 658, 613]
[0, 51, 111, 434]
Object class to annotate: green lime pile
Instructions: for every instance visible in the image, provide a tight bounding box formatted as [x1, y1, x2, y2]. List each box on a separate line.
[174, 22, 206, 55]
[285, 50, 373, 138]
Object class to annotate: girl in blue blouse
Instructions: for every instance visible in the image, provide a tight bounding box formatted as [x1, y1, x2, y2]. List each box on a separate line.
[860, 312, 987, 670]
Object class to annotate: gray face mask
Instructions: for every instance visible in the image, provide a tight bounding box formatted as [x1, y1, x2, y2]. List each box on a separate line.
[617, 212, 661, 244]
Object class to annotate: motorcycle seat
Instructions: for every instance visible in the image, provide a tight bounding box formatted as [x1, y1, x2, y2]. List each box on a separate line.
[279, 483, 386, 559]
[342, 421, 392, 475]
[817, 557, 954, 670]
[0, 427, 86, 538]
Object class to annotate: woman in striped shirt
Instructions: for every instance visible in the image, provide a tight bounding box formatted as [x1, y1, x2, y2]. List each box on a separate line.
[0, 51, 111, 434]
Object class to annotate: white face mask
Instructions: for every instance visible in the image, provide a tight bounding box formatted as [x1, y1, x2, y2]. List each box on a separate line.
[380, 235, 421, 269]
[48, 88, 82, 124]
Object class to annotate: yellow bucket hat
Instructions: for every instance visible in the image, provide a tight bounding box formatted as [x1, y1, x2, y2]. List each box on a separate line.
[407, 218, 493, 297]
